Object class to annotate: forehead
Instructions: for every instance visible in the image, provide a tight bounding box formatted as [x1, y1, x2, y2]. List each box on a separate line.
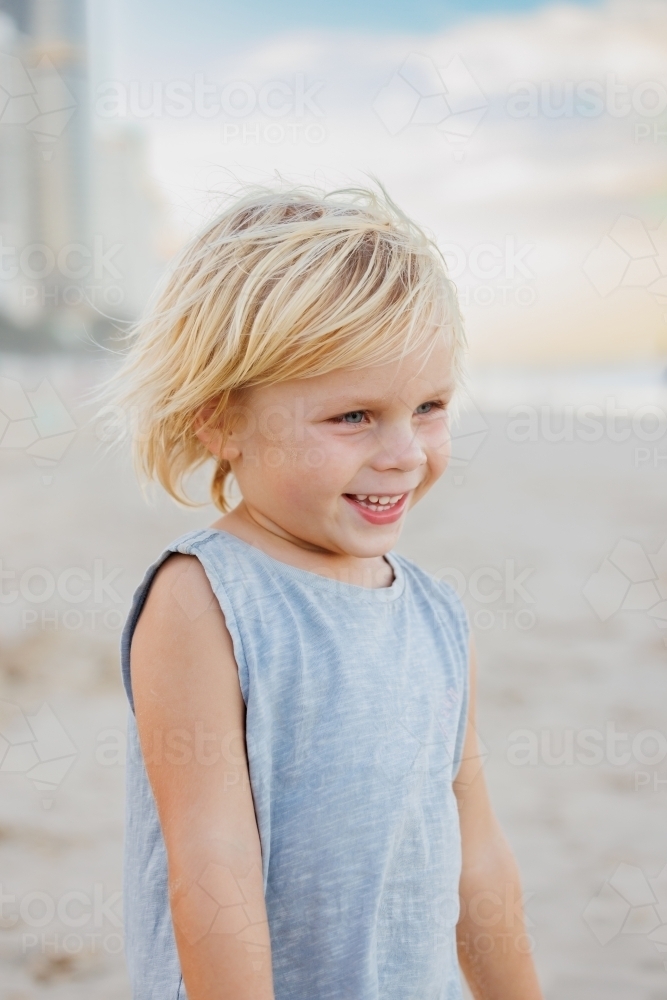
[264, 337, 455, 406]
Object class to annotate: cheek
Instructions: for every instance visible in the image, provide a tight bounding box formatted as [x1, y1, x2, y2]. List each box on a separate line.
[437, 441, 451, 473]
[250, 440, 350, 505]
[423, 417, 452, 470]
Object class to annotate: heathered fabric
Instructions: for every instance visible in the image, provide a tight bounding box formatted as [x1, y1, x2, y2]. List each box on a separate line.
[120, 527, 470, 1000]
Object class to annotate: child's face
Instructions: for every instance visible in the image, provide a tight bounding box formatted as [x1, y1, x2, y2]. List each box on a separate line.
[216, 335, 454, 558]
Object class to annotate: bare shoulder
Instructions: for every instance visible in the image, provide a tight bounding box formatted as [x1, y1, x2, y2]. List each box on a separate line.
[133, 552, 220, 640]
[131, 552, 232, 665]
[130, 552, 243, 742]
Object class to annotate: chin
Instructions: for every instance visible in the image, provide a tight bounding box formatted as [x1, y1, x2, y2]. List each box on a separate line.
[346, 529, 401, 557]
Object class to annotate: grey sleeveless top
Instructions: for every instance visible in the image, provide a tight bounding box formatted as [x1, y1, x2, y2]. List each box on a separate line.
[121, 528, 470, 1000]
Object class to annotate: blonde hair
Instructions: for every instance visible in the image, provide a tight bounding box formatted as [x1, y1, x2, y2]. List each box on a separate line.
[102, 183, 467, 512]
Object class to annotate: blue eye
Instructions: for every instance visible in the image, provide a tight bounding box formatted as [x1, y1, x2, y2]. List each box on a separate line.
[341, 411, 365, 423]
[415, 401, 446, 415]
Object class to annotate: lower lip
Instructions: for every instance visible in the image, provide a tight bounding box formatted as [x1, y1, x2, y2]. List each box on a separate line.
[343, 493, 409, 524]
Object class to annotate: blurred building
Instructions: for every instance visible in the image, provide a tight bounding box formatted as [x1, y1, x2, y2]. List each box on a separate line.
[90, 120, 170, 345]
[0, 0, 167, 350]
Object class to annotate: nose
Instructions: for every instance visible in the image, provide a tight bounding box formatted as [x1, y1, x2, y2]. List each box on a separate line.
[368, 417, 427, 474]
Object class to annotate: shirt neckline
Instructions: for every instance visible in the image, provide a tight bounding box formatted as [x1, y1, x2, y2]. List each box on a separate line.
[205, 528, 406, 602]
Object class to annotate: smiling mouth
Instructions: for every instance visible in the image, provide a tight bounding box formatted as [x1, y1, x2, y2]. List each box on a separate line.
[344, 493, 406, 512]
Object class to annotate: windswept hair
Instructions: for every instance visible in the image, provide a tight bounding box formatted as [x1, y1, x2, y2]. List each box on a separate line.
[101, 182, 467, 512]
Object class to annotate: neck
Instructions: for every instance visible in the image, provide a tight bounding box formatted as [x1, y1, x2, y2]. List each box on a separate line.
[213, 501, 395, 589]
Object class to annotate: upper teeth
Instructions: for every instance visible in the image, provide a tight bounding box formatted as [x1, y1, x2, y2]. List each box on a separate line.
[353, 493, 403, 505]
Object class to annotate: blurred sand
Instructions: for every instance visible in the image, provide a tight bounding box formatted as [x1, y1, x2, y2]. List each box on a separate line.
[0, 354, 665, 1000]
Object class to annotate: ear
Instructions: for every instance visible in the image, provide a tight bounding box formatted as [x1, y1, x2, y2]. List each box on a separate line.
[194, 405, 241, 462]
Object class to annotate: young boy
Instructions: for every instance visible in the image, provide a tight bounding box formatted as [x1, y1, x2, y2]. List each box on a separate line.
[111, 186, 543, 999]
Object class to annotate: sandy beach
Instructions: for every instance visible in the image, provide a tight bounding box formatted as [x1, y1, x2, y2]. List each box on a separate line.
[0, 353, 665, 1000]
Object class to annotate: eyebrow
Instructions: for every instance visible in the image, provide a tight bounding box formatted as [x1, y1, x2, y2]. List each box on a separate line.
[324, 386, 455, 409]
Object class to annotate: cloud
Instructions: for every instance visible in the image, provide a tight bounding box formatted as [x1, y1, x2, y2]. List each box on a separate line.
[135, 1, 665, 212]
[105, 0, 667, 362]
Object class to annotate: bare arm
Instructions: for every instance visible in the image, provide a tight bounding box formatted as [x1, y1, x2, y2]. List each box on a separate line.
[454, 638, 543, 1000]
[131, 554, 275, 1000]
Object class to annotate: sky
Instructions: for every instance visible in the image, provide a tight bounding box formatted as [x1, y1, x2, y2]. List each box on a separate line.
[107, 0, 605, 42]
[91, 0, 606, 80]
[86, 0, 667, 365]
